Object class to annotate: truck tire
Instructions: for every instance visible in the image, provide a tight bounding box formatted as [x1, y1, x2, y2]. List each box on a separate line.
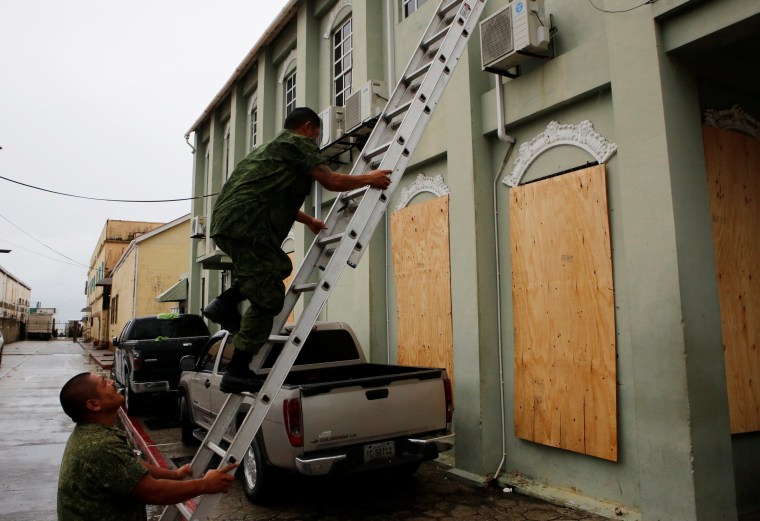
[239, 438, 276, 504]
[179, 395, 199, 446]
[124, 380, 141, 415]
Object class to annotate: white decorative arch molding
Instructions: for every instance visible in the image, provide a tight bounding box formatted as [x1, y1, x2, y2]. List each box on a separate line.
[323, 0, 352, 39]
[278, 49, 298, 84]
[394, 174, 450, 212]
[704, 104, 760, 138]
[503, 120, 618, 187]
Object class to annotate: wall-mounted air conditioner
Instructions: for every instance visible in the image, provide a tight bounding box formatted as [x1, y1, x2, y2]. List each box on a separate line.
[480, 0, 550, 75]
[344, 80, 388, 132]
[190, 215, 206, 239]
[318, 105, 345, 148]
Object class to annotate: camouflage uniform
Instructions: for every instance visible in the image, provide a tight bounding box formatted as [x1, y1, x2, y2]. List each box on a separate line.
[57, 423, 148, 521]
[210, 129, 326, 355]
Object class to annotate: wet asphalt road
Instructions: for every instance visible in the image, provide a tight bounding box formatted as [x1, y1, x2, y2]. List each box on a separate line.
[0, 339, 104, 521]
[0, 340, 607, 521]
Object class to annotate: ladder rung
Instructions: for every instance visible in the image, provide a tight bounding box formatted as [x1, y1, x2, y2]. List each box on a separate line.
[292, 282, 318, 294]
[438, 0, 460, 18]
[318, 233, 345, 247]
[403, 62, 432, 86]
[341, 186, 369, 202]
[175, 502, 193, 520]
[206, 441, 226, 458]
[384, 100, 413, 122]
[269, 334, 289, 343]
[364, 141, 391, 161]
[421, 26, 449, 51]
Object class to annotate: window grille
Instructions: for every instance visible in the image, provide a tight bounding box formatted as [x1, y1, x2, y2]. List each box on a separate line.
[333, 18, 353, 106]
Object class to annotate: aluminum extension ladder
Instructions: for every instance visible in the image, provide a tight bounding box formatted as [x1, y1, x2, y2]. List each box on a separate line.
[160, 1, 487, 519]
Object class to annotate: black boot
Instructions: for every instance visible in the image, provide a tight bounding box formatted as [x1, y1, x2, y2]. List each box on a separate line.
[202, 285, 244, 332]
[220, 348, 265, 394]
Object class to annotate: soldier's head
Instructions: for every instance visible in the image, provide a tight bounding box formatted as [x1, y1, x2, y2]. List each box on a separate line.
[285, 107, 321, 143]
[60, 372, 124, 424]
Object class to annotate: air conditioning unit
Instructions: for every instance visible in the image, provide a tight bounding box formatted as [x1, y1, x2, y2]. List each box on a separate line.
[318, 105, 345, 148]
[480, 0, 550, 75]
[190, 215, 206, 239]
[344, 80, 388, 132]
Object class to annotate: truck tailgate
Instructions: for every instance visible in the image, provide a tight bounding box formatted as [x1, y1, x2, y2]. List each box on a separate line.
[300, 375, 447, 452]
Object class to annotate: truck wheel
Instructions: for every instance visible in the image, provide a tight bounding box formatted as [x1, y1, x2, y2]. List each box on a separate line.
[124, 384, 141, 415]
[239, 438, 275, 504]
[179, 396, 198, 446]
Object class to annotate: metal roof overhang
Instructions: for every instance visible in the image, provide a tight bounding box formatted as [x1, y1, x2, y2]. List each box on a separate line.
[95, 277, 112, 287]
[156, 278, 188, 303]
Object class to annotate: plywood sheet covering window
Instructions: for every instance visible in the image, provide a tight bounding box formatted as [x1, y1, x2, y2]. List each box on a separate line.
[703, 125, 760, 434]
[391, 196, 454, 385]
[510, 165, 617, 461]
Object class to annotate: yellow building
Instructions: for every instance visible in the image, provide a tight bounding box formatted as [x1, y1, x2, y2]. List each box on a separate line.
[108, 215, 191, 342]
[0, 264, 31, 344]
[85, 220, 165, 346]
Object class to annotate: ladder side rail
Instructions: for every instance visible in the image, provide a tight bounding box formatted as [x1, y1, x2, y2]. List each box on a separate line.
[267, 0, 470, 334]
[347, 0, 486, 267]
[319, 0, 482, 269]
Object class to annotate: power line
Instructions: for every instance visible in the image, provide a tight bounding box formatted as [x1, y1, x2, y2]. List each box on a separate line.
[0, 214, 92, 269]
[0, 237, 91, 269]
[0, 174, 217, 203]
[587, 0, 656, 13]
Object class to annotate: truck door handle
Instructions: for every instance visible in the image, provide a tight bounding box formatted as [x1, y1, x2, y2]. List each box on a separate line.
[204, 380, 211, 388]
[365, 389, 389, 400]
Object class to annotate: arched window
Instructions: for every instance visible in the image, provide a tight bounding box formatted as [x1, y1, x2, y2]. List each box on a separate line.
[333, 17, 352, 106]
[403, 0, 427, 18]
[248, 94, 258, 150]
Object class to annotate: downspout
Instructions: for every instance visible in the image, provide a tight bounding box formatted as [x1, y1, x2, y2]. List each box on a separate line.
[185, 133, 196, 154]
[492, 74, 516, 481]
[385, 0, 396, 364]
[132, 247, 139, 319]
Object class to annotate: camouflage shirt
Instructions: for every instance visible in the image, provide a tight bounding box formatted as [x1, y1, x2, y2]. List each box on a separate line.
[210, 129, 326, 244]
[58, 423, 148, 521]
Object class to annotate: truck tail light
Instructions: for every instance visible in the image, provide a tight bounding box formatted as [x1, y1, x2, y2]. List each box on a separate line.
[443, 376, 454, 423]
[132, 352, 141, 371]
[283, 398, 303, 447]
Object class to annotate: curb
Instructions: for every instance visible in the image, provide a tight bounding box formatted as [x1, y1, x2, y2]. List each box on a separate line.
[117, 408, 170, 469]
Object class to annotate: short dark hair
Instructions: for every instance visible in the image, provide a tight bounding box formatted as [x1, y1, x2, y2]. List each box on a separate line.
[284, 107, 321, 131]
[60, 372, 98, 423]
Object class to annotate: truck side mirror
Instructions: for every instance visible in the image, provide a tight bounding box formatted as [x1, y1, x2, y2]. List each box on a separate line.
[179, 355, 196, 372]
[112, 337, 119, 347]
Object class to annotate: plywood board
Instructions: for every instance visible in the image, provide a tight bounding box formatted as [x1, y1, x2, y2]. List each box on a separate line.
[510, 165, 617, 461]
[391, 196, 454, 385]
[703, 125, 760, 434]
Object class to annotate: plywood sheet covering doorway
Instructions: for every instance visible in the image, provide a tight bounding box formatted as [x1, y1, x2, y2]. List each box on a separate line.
[391, 195, 454, 386]
[703, 125, 760, 434]
[510, 165, 617, 461]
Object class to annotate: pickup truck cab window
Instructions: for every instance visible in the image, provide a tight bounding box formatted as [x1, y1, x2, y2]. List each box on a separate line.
[201, 338, 223, 372]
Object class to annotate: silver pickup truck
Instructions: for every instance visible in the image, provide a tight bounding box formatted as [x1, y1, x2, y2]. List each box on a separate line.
[178, 322, 454, 503]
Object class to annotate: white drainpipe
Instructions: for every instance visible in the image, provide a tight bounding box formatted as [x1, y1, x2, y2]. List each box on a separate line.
[492, 74, 516, 481]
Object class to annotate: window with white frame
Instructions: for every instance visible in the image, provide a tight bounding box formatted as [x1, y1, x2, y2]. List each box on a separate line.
[223, 122, 231, 180]
[284, 70, 297, 116]
[249, 95, 258, 150]
[204, 142, 212, 217]
[403, 0, 428, 18]
[333, 17, 352, 106]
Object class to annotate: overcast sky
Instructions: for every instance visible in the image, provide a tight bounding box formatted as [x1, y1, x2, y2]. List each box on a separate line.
[0, 1, 290, 322]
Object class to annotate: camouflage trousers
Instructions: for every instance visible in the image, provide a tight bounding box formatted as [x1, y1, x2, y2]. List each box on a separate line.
[213, 234, 292, 355]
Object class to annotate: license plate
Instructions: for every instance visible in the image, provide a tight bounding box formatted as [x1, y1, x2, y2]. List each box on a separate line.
[363, 441, 395, 462]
